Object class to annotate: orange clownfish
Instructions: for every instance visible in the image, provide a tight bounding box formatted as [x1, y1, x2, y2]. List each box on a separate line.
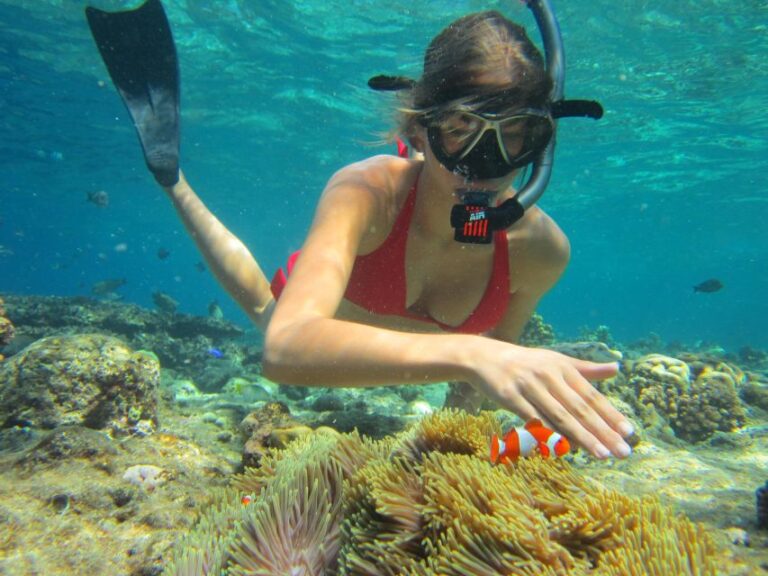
[490, 418, 571, 464]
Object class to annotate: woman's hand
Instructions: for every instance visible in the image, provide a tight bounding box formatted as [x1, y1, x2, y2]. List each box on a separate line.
[467, 342, 633, 459]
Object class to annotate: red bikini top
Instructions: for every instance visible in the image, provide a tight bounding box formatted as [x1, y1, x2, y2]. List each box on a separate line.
[270, 141, 511, 334]
[343, 179, 510, 334]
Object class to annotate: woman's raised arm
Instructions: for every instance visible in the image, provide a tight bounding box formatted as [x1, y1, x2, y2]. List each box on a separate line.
[163, 171, 275, 329]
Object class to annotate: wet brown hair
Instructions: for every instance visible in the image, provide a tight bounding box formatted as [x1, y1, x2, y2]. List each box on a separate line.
[399, 11, 552, 143]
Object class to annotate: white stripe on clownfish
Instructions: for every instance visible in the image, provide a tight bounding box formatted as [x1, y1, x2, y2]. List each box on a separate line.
[493, 426, 539, 460]
[541, 431, 564, 457]
[516, 427, 539, 456]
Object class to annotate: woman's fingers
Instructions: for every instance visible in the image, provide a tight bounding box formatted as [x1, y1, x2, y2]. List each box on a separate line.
[566, 358, 635, 438]
[568, 370, 634, 438]
[551, 372, 632, 458]
[572, 358, 619, 380]
[478, 345, 635, 459]
[517, 355, 633, 459]
[485, 382, 541, 423]
[525, 381, 612, 459]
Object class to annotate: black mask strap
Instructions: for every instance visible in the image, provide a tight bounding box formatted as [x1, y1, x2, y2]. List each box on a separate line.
[551, 99, 603, 119]
[367, 75, 416, 91]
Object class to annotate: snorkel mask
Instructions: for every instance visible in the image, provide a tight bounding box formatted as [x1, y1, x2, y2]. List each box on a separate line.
[369, 0, 603, 243]
[422, 103, 555, 181]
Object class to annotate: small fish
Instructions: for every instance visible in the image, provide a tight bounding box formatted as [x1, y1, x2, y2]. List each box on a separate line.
[91, 277, 127, 296]
[490, 418, 570, 464]
[241, 494, 255, 505]
[152, 291, 179, 314]
[207, 347, 224, 359]
[157, 247, 171, 260]
[693, 278, 723, 293]
[87, 190, 109, 207]
[208, 300, 224, 320]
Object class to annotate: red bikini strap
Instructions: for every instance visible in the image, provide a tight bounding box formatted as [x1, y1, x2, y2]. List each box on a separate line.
[396, 138, 408, 158]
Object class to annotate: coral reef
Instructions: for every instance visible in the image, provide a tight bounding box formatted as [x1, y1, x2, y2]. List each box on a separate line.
[0, 294, 242, 342]
[737, 346, 768, 370]
[0, 296, 15, 357]
[741, 376, 768, 411]
[1, 294, 763, 573]
[627, 332, 665, 356]
[239, 402, 304, 468]
[301, 387, 415, 438]
[547, 341, 623, 363]
[167, 410, 719, 575]
[16, 425, 117, 467]
[626, 354, 747, 443]
[0, 421, 238, 575]
[0, 333, 159, 436]
[519, 312, 556, 347]
[153, 291, 180, 315]
[578, 324, 616, 348]
[0, 294, 255, 385]
[757, 481, 768, 531]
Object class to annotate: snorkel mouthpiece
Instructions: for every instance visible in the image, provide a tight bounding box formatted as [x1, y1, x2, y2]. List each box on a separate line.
[450, 192, 524, 244]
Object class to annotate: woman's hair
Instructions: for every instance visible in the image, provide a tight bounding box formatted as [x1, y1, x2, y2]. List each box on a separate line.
[398, 11, 552, 142]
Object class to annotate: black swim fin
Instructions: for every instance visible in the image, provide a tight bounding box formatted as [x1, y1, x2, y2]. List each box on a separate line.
[86, 0, 179, 187]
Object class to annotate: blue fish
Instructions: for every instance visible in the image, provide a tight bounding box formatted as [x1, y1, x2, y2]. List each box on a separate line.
[206, 347, 224, 359]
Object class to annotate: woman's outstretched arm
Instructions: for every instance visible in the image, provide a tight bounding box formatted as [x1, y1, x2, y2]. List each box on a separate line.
[163, 171, 275, 330]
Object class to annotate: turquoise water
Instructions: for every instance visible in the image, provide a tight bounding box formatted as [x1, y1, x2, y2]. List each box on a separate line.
[1, 0, 766, 349]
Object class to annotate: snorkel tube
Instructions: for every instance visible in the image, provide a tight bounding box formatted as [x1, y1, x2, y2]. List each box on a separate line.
[515, 0, 564, 210]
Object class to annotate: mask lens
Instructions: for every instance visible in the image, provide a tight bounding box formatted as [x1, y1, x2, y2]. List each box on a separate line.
[434, 112, 485, 156]
[499, 116, 527, 159]
[429, 110, 553, 178]
[498, 114, 553, 166]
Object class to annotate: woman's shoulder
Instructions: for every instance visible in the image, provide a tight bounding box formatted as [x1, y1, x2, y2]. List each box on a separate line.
[322, 155, 422, 252]
[326, 154, 421, 213]
[331, 154, 419, 192]
[509, 205, 571, 275]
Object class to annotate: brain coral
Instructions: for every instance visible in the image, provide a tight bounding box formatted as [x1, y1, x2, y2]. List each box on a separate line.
[627, 354, 746, 443]
[167, 410, 718, 576]
[0, 333, 159, 435]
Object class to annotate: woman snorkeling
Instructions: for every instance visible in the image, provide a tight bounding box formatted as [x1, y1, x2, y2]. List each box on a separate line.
[86, 0, 634, 459]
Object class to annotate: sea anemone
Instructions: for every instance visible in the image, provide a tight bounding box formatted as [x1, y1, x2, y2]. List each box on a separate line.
[168, 411, 719, 575]
[228, 453, 344, 575]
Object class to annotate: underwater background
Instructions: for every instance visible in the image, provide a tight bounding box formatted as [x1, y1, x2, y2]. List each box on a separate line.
[1, 0, 766, 350]
[1, 1, 768, 575]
